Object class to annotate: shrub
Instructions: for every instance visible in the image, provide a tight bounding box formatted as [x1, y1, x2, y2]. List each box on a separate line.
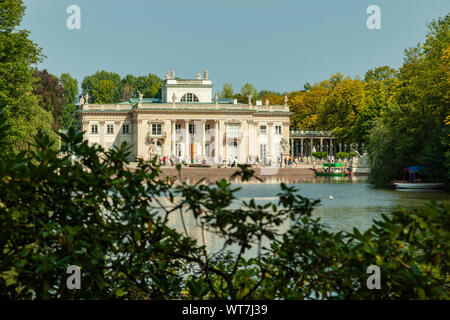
[0, 123, 448, 299]
[336, 152, 349, 159]
[312, 152, 328, 159]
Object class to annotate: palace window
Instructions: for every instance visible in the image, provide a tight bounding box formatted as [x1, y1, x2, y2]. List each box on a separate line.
[275, 125, 282, 135]
[275, 143, 280, 156]
[106, 124, 114, 134]
[91, 124, 98, 134]
[227, 124, 239, 137]
[260, 144, 267, 161]
[175, 124, 181, 135]
[205, 124, 210, 134]
[260, 125, 267, 135]
[152, 123, 162, 136]
[189, 124, 196, 134]
[181, 93, 199, 102]
[122, 124, 130, 134]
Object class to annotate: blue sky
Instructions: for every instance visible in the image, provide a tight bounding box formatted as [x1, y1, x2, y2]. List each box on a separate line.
[21, 0, 449, 94]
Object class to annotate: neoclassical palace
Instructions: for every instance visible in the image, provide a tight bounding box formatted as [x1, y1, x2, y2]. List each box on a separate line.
[78, 70, 291, 165]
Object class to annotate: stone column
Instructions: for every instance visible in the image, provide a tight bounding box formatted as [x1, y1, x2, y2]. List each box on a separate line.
[300, 138, 304, 157]
[201, 120, 206, 159]
[329, 138, 332, 155]
[290, 138, 293, 157]
[214, 120, 219, 163]
[219, 120, 224, 162]
[245, 121, 250, 164]
[247, 121, 253, 161]
[136, 119, 147, 160]
[268, 122, 273, 164]
[224, 122, 228, 163]
[184, 119, 190, 160]
[310, 138, 313, 157]
[171, 120, 176, 157]
[320, 138, 323, 152]
[99, 121, 105, 148]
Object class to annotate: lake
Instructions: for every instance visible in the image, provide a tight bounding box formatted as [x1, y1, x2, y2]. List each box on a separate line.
[168, 177, 450, 256]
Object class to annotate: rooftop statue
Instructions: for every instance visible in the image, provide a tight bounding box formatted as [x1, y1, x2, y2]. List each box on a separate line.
[204, 69, 208, 79]
[196, 72, 202, 80]
[284, 94, 288, 105]
[85, 93, 89, 104]
[79, 96, 85, 105]
[214, 92, 219, 104]
[172, 93, 177, 103]
[248, 95, 252, 105]
[265, 99, 269, 106]
[139, 93, 144, 103]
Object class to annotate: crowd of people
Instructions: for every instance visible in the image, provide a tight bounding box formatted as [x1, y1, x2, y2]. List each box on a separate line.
[152, 153, 347, 168]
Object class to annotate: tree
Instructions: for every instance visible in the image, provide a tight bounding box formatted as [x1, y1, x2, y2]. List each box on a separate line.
[60, 73, 78, 105]
[258, 90, 281, 99]
[239, 83, 258, 103]
[92, 80, 116, 104]
[368, 15, 450, 187]
[60, 73, 79, 131]
[364, 66, 398, 83]
[319, 76, 366, 142]
[303, 82, 312, 91]
[0, 126, 448, 299]
[260, 93, 284, 106]
[134, 74, 162, 99]
[219, 82, 234, 99]
[82, 71, 121, 103]
[33, 69, 66, 131]
[120, 73, 162, 101]
[0, 0, 55, 150]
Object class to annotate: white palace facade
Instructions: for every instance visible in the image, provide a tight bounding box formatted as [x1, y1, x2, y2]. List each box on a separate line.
[78, 70, 291, 165]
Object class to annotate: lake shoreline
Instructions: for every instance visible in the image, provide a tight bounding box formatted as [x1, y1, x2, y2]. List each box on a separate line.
[153, 167, 369, 184]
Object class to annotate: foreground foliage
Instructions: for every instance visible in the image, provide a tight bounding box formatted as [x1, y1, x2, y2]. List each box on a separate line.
[0, 122, 448, 300]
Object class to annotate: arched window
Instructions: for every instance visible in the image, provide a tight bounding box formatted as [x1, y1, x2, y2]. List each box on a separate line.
[180, 93, 199, 102]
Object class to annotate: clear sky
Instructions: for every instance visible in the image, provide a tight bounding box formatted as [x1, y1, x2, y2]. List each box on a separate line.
[21, 0, 449, 94]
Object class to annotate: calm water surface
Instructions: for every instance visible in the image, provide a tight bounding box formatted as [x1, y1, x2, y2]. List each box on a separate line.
[169, 177, 449, 255]
[234, 179, 450, 233]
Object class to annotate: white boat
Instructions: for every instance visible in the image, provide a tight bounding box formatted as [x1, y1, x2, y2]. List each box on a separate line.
[394, 182, 444, 189]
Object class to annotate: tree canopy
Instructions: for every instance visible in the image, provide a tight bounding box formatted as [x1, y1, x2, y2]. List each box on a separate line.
[60, 73, 79, 131]
[0, 0, 55, 150]
[33, 69, 65, 131]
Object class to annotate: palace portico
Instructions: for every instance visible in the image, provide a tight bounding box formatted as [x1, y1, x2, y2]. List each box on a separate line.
[289, 130, 362, 158]
[78, 70, 291, 165]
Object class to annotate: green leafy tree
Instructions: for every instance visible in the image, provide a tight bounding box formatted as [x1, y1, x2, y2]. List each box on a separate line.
[239, 83, 258, 103]
[219, 82, 234, 99]
[82, 71, 121, 103]
[368, 15, 450, 187]
[319, 76, 366, 142]
[120, 73, 162, 101]
[0, 0, 55, 150]
[33, 69, 65, 131]
[60, 73, 79, 131]
[92, 80, 116, 104]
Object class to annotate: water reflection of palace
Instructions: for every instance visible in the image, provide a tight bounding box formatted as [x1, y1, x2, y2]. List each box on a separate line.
[177, 175, 368, 185]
